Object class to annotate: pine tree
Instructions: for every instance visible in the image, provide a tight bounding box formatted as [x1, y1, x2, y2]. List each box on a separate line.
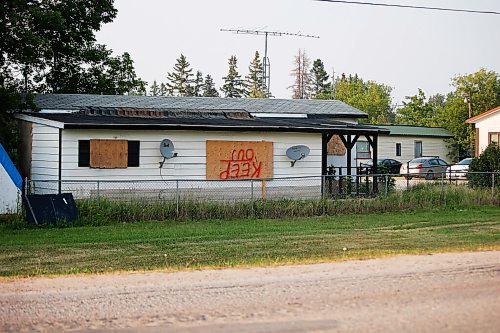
[245, 51, 266, 98]
[190, 71, 204, 97]
[310, 59, 330, 98]
[202, 74, 219, 97]
[159, 83, 168, 96]
[166, 54, 193, 96]
[221, 55, 245, 98]
[149, 80, 160, 96]
[289, 49, 311, 99]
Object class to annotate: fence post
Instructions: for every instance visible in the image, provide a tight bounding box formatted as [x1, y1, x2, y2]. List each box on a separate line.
[385, 175, 388, 196]
[176, 180, 180, 218]
[251, 180, 255, 218]
[251, 179, 254, 201]
[492, 173, 495, 199]
[406, 161, 410, 190]
[322, 175, 326, 215]
[96, 180, 100, 202]
[440, 172, 445, 203]
[24, 177, 28, 196]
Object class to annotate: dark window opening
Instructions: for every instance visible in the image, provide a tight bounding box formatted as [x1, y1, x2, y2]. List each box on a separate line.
[78, 140, 90, 167]
[128, 141, 140, 167]
[396, 143, 401, 157]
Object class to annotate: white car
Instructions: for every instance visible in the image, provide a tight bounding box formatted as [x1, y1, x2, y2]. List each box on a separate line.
[446, 158, 473, 179]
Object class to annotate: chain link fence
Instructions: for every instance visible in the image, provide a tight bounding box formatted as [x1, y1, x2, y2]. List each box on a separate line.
[26, 171, 499, 202]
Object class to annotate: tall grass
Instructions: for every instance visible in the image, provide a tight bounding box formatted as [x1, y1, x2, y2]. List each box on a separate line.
[68, 184, 499, 226]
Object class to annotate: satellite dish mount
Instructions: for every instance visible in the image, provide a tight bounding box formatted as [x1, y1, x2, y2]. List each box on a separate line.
[159, 139, 177, 168]
[286, 145, 310, 167]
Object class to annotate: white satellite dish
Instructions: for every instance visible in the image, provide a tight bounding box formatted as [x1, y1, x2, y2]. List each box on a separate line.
[286, 145, 310, 167]
[159, 139, 177, 168]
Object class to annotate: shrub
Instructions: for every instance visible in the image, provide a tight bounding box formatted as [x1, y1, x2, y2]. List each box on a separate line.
[468, 143, 500, 188]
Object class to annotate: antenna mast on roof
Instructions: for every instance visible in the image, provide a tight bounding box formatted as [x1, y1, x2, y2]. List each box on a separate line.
[220, 28, 320, 97]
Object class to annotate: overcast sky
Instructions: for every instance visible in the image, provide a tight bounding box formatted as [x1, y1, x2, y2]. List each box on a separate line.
[96, 0, 500, 105]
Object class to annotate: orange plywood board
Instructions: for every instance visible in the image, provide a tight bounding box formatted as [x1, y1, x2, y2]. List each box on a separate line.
[206, 140, 273, 180]
[90, 139, 128, 169]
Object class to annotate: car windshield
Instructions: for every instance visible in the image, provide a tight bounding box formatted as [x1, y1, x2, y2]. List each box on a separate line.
[410, 158, 428, 163]
[458, 158, 472, 165]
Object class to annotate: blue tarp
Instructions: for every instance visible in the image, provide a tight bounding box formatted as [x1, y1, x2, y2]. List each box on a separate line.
[0, 143, 22, 190]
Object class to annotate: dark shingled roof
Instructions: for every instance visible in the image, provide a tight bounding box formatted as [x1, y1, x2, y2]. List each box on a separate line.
[30, 94, 368, 118]
[19, 110, 389, 135]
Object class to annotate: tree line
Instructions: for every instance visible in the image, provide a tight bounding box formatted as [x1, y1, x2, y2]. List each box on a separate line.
[1, 1, 499, 162]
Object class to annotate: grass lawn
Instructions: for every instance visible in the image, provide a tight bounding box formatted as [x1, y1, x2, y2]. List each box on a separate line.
[0, 205, 499, 277]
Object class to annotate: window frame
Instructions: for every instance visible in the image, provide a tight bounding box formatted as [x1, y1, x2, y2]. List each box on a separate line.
[414, 141, 423, 158]
[395, 143, 401, 157]
[356, 140, 371, 159]
[489, 132, 500, 147]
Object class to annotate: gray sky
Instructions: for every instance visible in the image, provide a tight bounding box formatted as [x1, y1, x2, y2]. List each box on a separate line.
[96, 0, 500, 105]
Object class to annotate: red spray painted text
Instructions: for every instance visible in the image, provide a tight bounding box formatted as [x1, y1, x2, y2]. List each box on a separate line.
[219, 148, 262, 179]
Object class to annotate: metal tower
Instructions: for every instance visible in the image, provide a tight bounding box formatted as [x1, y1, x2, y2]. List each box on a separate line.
[220, 29, 320, 97]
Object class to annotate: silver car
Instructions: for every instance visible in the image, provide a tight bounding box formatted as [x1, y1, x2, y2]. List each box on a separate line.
[401, 157, 449, 179]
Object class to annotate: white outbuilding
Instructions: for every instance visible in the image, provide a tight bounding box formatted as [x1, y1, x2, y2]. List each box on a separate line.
[15, 94, 389, 199]
[466, 106, 500, 156]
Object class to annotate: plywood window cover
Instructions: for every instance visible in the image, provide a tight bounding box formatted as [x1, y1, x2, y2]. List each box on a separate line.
[206, 140, 273, 180]
[327, 135, 346, 156]
[90, 139, 128, 169]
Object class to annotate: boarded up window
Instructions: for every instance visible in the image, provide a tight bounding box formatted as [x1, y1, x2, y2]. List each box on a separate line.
[206, 140, 273, 180]
[327, 135, 346, 156]
[90, 139, 128, 169]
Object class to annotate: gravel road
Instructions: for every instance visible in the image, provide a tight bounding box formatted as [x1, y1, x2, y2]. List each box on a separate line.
[1, 251, 499, 332]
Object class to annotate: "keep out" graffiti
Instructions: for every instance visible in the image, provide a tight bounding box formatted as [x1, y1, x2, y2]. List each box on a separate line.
[219, 148, 262, 179]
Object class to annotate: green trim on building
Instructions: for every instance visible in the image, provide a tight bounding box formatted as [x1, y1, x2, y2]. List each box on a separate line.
[378, 125, 453, 138]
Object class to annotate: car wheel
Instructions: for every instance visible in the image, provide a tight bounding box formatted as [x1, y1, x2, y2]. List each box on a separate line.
[426, 171, 434, 180]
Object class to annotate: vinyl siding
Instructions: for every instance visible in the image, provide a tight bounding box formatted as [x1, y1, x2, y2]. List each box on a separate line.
[474, 112, 500, 155]
[60, 129, 322, 181]
[376, 136, 451, 163]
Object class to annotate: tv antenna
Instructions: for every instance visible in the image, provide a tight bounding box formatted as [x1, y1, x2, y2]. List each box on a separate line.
[220, 28, 320, 97]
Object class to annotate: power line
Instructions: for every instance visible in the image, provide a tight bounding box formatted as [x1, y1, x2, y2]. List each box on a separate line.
[315, 0, 500, 15]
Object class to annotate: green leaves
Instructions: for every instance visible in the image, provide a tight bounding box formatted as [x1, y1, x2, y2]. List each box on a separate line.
[334, 74, 393, 124]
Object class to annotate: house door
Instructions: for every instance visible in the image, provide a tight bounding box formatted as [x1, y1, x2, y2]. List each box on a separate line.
[414, 141, 422, 158]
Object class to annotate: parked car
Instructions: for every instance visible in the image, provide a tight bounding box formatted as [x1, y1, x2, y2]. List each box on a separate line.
[446, 158, 473, 179]
[361, 159, 402, 174]
[400, 157, 449, 179]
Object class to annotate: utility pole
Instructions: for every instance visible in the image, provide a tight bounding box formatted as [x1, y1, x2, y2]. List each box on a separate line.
[464, 91, 474, 157]
[220, 28, 320, 97]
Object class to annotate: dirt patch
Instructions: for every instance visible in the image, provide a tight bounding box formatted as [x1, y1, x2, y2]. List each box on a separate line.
[1, 251, 499, 332]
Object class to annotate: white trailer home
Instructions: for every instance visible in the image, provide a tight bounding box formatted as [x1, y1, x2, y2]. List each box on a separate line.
[466, 106, 500, 156]
[354, 125, 453, 165]
[15, 94, 388, 199]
